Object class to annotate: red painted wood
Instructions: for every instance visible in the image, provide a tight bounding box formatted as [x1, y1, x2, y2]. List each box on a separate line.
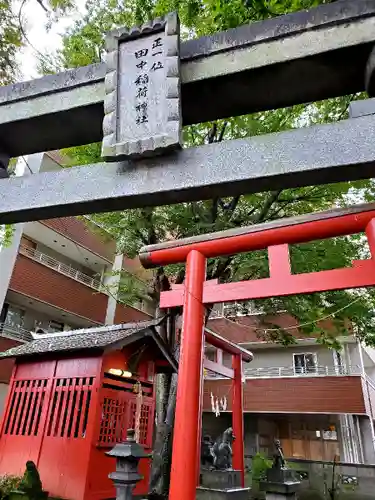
[366, 219, 375, 258]
[232, 355, 244, 487]
[161, 258, 375, 307]
[145, 209, 375, 267]
[205, 330, 253, 362]
[170, 250, 206, 500]
[204, 358, 234, 379]
[0, 365, 16, 436]
[0, 353, 156, 500]
[268, 244, 291, 278]
[197, 338, 205, 485]
[204, 376, 367, 414]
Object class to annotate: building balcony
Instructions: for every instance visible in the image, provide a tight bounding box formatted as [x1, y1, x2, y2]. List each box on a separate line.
[0, 322, 32, 343]
[203, 364, 370, 415]
[38, 217, 116, 263]
[243, 364, 362, 378]
[9, 253, 108, 324]
[19, 246, 101, 290]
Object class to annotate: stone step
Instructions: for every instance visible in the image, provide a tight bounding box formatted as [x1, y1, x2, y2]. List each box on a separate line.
[200, 470, 241, 489]
[196, 486, 251, 500]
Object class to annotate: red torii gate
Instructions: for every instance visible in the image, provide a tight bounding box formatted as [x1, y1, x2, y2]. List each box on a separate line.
[139, 202, 375, 500]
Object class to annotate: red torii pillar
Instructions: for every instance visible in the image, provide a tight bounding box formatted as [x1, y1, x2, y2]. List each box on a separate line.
[168, 250, 246, 500]
[232, 353, 244, 487]
[169, 250, 206, 500]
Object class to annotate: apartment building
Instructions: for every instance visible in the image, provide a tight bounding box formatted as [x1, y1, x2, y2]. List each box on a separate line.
[0, 152, 152, 411]
[203, 303, 375, 465]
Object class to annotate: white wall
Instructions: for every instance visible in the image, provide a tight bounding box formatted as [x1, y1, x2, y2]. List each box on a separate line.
[243, 344, 335, 370]
[359, 416, 375, 464]
[105, 254, 123, 325]
[0, 155, 45, 316]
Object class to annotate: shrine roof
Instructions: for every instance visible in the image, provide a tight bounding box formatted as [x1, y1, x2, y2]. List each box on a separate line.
[0, 318, 177, 372]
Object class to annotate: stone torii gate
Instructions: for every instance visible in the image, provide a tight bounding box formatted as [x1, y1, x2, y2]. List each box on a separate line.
[0, 1, 375, 499]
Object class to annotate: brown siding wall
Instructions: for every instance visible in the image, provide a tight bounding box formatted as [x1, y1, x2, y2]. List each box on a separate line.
[41, 217, 115, 261]
[9, 255, 107, 324]
[114, 304, 151, 324]
[203, 376, 366, 414]
[122, 256, 153, 282]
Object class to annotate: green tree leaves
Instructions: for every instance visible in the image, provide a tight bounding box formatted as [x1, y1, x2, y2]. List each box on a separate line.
[42, 0, 375, 346]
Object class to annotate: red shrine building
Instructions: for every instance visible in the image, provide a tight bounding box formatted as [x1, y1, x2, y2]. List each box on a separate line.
[0, 152, 152, 413]
[0, 320, 177, 500]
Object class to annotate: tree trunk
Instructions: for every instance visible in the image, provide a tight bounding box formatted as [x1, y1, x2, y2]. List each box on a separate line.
[149, 342, 180, 500]
[149, 302, 213, 499]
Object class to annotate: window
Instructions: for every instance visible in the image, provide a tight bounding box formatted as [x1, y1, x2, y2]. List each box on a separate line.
[4, 305, 25, 329]
[223, 301, 263, 316]
[210, 301, 264, 318]
[333, 350, 345, 374]
[48, 320, 64, 333]
[293, 353, 317, 374]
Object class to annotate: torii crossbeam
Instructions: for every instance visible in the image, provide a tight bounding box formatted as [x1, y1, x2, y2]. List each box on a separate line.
[0, 1, 374, 223]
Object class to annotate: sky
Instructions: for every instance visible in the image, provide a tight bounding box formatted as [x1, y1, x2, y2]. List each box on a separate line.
[15, 0, 86, 80]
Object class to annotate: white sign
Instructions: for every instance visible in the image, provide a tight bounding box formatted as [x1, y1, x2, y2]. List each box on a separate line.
[102, 13, 181, 160]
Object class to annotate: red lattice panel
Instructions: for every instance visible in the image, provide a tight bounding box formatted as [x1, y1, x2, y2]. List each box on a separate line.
[46, 377, 93, 439]
[130, 401, 153, 445]
[99, 396, 130, 445]
[98, 389, 154, 448]
[3, 379, 48, 437]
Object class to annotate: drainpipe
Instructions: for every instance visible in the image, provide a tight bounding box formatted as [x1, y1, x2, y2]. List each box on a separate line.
[357, 338, 375, 459]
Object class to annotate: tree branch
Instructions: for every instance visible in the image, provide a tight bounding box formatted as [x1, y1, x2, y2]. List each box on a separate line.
[252, 189, 282, 224]
[141, 208, 157, 245]
[207, 123, 217, 144]
[217, 121, 228, 142]
[211, 198, 219, 223]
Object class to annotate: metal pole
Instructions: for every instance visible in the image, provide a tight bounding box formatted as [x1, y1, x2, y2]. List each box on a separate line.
[356, 335, 375, 458]
[232, 354, 245, 487]
[355, 415, 365, 464]
[169, 250, 206, 500]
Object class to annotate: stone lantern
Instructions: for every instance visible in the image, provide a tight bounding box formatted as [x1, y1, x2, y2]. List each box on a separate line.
[106, 429, 151, 500]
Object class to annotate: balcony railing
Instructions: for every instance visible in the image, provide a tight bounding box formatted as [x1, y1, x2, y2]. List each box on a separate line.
[19, 246, 101, 290]
[204, 364, 363, 380]
[243, 365, 362, 378]
[0, 322, 32, 343]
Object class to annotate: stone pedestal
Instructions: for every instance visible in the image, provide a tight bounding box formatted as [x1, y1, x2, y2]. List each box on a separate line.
[197, 470, 250, 500]
[260, 467, 300, 500]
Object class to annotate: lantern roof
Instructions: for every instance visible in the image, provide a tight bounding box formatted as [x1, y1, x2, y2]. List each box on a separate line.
[0, 318, 177, 372]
